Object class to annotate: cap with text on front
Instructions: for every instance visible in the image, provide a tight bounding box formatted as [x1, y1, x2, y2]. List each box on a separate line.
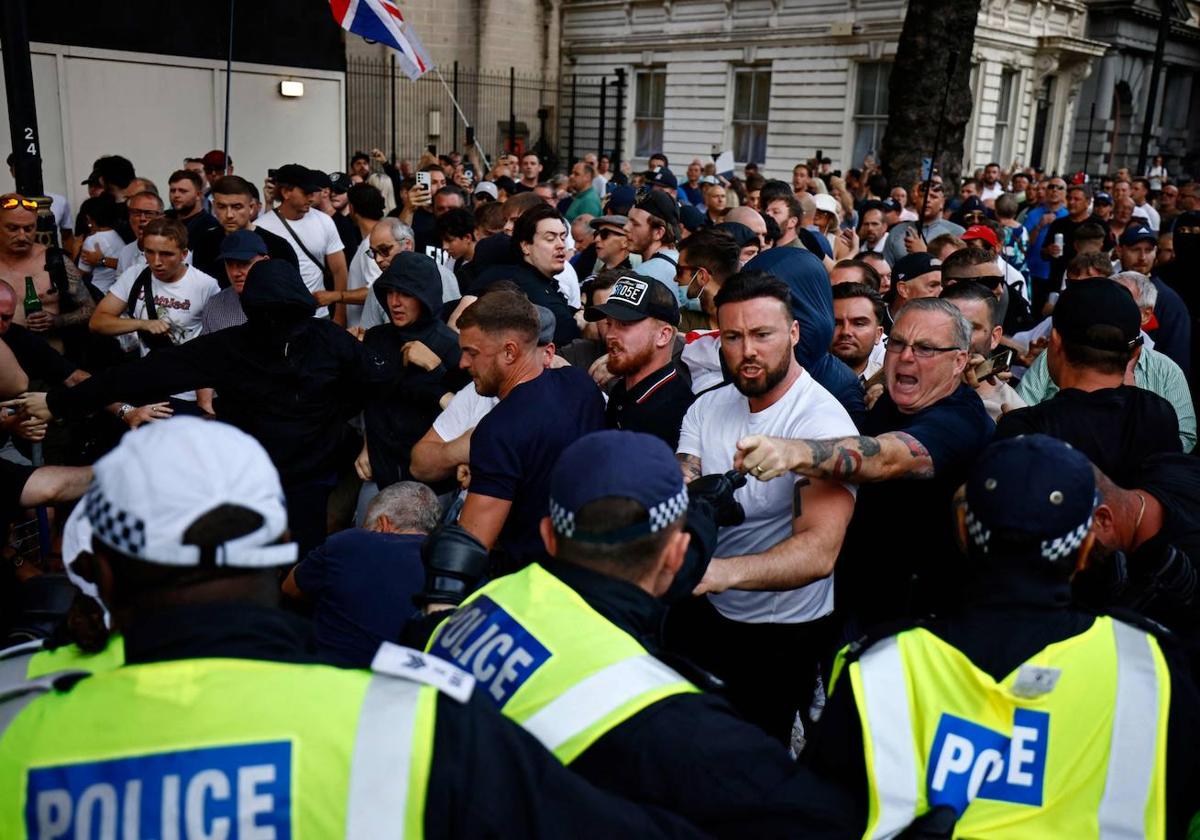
[893, 252, 940, 283]
[549, 430, 687, 543]
[85, 417, 296, 567]
[1052, 278, 1141, 352]
[964, 434, 1096, 563]
[585, 272, 680, 325]
[219, 230, 267, 262]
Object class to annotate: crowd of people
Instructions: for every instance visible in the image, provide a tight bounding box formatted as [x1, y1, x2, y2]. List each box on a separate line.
[0, 140, 1197, 837]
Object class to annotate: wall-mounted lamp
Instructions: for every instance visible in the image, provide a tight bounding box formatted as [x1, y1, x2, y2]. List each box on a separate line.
[280, 80, 305, 98]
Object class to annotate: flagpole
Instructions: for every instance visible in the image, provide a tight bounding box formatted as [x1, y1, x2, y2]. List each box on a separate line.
[223, 0, 235, 173]
[434, 66, 490, 171]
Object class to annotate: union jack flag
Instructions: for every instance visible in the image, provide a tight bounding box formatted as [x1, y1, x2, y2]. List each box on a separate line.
[329, 0, 433, 81]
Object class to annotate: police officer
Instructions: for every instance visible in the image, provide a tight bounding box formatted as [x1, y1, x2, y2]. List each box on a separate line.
[0, 418, 704, 839]
[425, 430, 861, 837]
[805, 435, 1200, 838]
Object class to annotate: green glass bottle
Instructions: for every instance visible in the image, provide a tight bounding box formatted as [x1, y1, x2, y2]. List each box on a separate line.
[22, 276, 41, 316]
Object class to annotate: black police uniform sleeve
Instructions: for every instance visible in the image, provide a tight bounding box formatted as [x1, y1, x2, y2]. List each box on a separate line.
[46, 332, 229, 418]
[425, 690, 707, 840]
[570, 691, 862, 839]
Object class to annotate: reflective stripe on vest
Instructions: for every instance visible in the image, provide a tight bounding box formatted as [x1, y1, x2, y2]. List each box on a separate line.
[853, 618, 1166, 840]
[347, 675, 423, 840]
[856, 636, 918, 839]
[522, 654, 688, 755]
[1097, 621, 1160, 840]
[428, 563, 697, 764]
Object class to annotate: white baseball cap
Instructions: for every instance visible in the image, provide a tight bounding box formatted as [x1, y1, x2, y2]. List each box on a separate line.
[84, 417, 296, 567]
[813, 193, 841, 216]
[474, 181, 499, 200]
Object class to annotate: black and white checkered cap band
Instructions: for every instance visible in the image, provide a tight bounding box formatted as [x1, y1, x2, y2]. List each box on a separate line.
[85, 488, 146, 557]
[549, 487, 688, 540]
[1041, 515, 1094, 563]
[964, 507, 991, 554]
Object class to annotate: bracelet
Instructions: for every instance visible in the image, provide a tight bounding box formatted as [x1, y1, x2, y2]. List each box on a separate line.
[117, 403, 134, 421]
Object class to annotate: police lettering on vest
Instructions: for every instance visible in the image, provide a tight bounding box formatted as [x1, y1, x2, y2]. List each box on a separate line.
[430, 596, 551, 705]
[28, 741, 290, 839]
[928, 709, 1049, 813]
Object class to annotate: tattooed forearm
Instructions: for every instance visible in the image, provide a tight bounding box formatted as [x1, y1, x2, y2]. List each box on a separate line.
[678, 453, 702, 483]
[793, 433, 930, 483]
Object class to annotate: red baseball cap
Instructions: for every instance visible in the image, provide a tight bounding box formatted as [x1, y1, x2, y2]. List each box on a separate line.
[962, 224, 1000, 251]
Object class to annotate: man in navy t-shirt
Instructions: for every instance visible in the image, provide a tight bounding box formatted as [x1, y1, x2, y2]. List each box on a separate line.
[734, 298, 994, 629]
[456, 290, 606, 574]
[282, 482, 439, 667]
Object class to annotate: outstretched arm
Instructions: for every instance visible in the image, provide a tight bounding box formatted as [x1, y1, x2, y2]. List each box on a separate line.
[736, 431, 934, 484]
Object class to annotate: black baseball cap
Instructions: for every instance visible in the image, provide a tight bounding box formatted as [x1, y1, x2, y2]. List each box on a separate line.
[329, 172, 353, 194]
[679, 204, 706, 233]
[1052, 278, 1141, 352]
[273, 164, 321, 191]
[585, 273, 680, 326]
[634, 189, 680, 239]
[894, 252, 940, 283]
[306, 169, 333, 193]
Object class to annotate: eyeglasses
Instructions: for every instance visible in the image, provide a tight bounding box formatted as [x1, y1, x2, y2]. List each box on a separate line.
[1, 196, 37, 211]
[885, 336, 963, 358]
[597, 228, 625, 240]
[367, 243, 395, 260]
[129, 208, 164, 219]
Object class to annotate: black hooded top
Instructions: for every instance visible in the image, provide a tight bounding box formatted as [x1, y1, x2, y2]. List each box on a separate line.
[47, 261, 384, 484]
[364, 252, 467, 489]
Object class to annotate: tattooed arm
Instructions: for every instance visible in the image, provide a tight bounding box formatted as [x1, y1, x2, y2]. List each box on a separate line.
[734, 431, 935, 483]
[677, 452, 703, 484]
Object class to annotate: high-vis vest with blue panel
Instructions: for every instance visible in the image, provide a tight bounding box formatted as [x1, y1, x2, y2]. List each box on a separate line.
[0, 653, 439, 839]
[844, 616, 1169, 840]
[427, 562, 697, 763]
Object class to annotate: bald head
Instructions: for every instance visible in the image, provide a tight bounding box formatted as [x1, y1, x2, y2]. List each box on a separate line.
[725, 206, 766, 237]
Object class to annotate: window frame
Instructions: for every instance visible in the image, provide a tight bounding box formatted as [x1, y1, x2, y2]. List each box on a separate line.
[633, 68, 667, 159]
[730, 66, 772, 165]
[851, 61, 892, 167]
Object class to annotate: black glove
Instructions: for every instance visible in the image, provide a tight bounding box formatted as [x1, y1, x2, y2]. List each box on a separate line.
[686, 470, 747, 528]
[416, 523, 489, 608]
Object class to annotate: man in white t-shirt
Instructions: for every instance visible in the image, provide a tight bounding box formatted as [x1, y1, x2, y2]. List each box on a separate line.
[670, 271, 857, 742]
[255, 164, 348, 324]
[89, 218, 218, 408]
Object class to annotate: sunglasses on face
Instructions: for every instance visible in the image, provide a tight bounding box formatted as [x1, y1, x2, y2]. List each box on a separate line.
[945, 274, 1002, 289]
[598, 228, 625, 240]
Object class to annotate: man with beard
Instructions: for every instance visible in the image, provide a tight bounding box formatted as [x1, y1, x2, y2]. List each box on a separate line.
[1158, 210, 1200, 390]
[735, 298, 994, 630]
[586, 273, 693, 448]
[453, 291, 605, 575]
[670, 271, 858, 742]
[360, 252, 467, 491]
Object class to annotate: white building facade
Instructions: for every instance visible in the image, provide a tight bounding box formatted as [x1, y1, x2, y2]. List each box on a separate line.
[561, 0, 1107, 179]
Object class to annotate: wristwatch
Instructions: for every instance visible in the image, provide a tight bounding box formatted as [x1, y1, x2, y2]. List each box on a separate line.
[117, 404, 134, 421]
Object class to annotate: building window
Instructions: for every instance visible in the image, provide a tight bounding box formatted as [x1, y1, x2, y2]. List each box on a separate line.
[732, 68, 771, 164]
[852, 62, 891, 167]
[634, 69, 666, 158]
[993, 69, 1017, 161]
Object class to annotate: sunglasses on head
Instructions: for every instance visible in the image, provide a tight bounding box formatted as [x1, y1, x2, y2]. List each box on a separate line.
[1, 196, 37, 211]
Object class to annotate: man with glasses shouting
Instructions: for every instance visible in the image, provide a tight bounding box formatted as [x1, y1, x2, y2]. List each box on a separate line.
[736, 298, 994, 631]
[1023, 176, 1069, 314]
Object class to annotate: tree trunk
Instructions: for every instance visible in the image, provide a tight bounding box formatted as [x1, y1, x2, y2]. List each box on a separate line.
[881, 0, 982, 193]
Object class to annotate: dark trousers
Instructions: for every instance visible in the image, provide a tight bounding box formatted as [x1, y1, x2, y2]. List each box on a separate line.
[664, 595, 837, 743]
[284, 475, 338, 559]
